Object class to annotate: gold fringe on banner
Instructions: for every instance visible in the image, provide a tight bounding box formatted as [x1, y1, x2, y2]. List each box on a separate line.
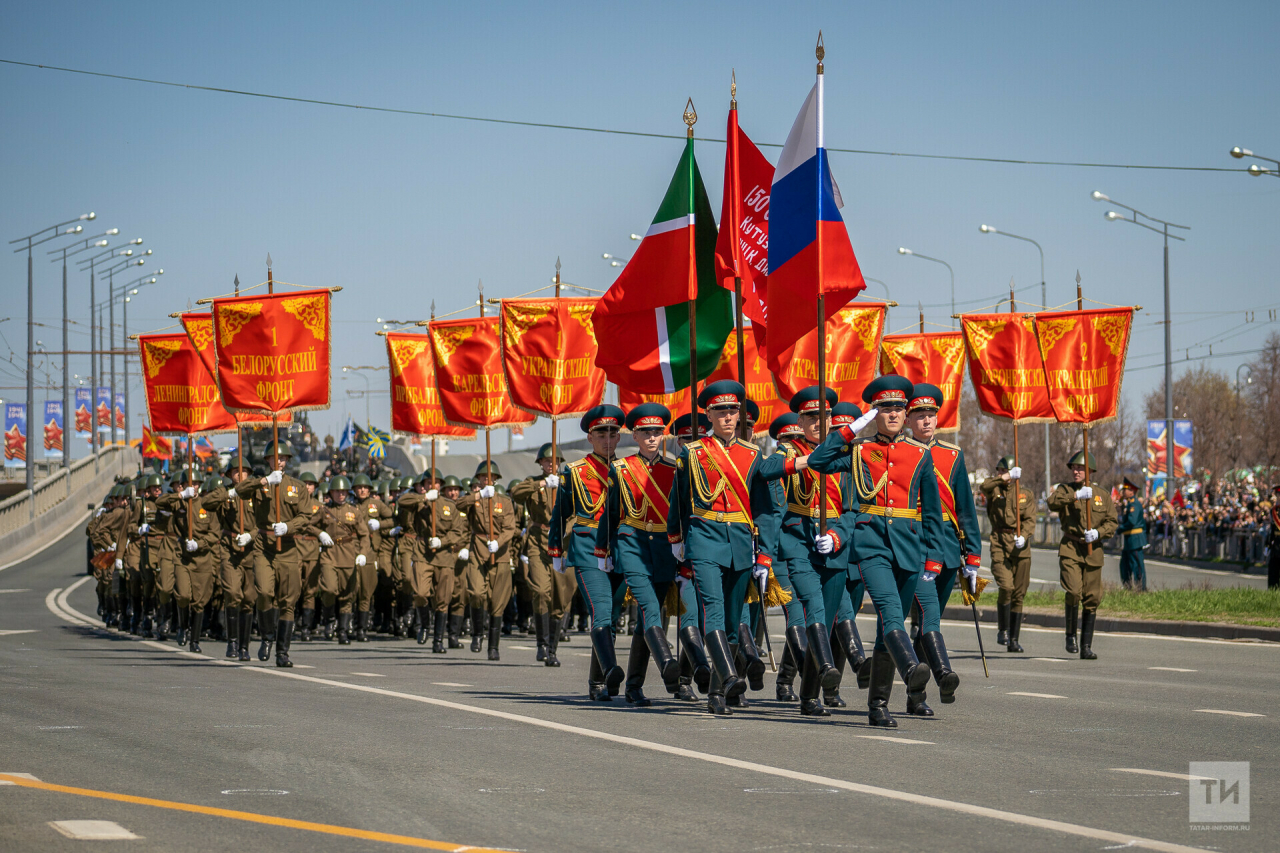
[961, 575, 990, 606]
[663, 582, 687, 616]
[745, 568, 793, 608]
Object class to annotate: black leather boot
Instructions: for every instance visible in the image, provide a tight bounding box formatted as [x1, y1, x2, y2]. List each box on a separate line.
[224, 608, 240, 659]
[544, 613, 561, 667]
[176, 606, 190, 646]
[238, 609, 252, 661]
[778, 626, 806, 702]
[921, 631, 960, 703]
[535, 611, 548, 662]
[275, 620, 294, 667]
[130, 596, 143, 635]
[469, 608, 486, 653]
[1065, 604, 1079, 654]
[153, 602, 169, 640]
[297, 608, 313, 642]
[587, 648, 610, 701]
[737, 622, 766, 692]
[337, 612, 352, 645]
[487, 613, 501, 661]
[642, 625, 679, 693]
[867, 649, 897, 727]
[416, 607, 431, 645]
[355, 611, 371, 642]
[806, 622, 843, 693]
[883, 628, 932, 693]
[704, 630, 746, 702]
[590, 625, 625, 696]
[1080, 609, 1098, 660]
[856, 655, 874, 690]
[798, 632, 830, 717]
[825, 625, 847, 707]
[1006, 611, 1024, 653]
[258, 608, 277, 660]
[679, 626, 711, 694]
[188, 609, 204, 654]
[322, 605, 335, 641]
[432, 611, 447, 653]
[624, 630, 651, 706]
[706, 665, 731, 716]
[835, 619, 867, 670]
[996, 602, 1009, 646]
[448, 613, 463, 648]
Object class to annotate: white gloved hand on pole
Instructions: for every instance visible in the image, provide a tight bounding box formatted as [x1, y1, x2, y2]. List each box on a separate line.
[814, 533, 835, 554]
[272, 522, 288, 537]
[137, 523, 150, 535]
[1075, 486, 1093, 501]
[1014, 535, 1026, 549]
[544, 474, 560, 490]
[479, 485, 496, 499]
[265, 470, 284, 486]
[425, 489, 438, 502]
[429, 536, 442, 550]
[1008, 466, 1022, 480]
[355, 554, 366, 567]
[1084, 528, 1099, 543]
[235, 532, 253, 548]
[670, 542, 685, 562]
[367, 518, 381, 532]
[318, 531, 334, 547]
[185, 539, 199, 553]
[487, 540, 499, 554]
[180, 487, 197, 500]
[458, 548, 470, 563]
[113, 558, 123, 570]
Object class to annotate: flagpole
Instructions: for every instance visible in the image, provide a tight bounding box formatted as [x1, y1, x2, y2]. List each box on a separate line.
[552, 259, 560, 465]
[480, 280, 495, 569]
[684, 101, 699, 436]
[1077, 272, 1093, 556]
[429, 301, 438, 540]
[1010, 283, 1021, 541]
[266, 254, 281, 523]
[815, 33, 829, 537]
[728, 72, 749, 440]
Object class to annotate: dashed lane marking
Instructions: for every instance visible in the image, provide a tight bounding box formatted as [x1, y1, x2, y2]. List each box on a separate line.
[350, 672, 385, 677]
[1006, 692, 1067, 699]
[0, 629, 38, 636]
[0, 772, 40, 785]
[1111, 768, 1215, 782]
[1193, 709, 1264, 718]
[431, 682, 472, 687]
[1148, 667, 1196, 673]
[856, 735, 935, 745]
[1029, 657, 1069, 662]
[0, 588, 32, 593]
[48, 819, 141, 840]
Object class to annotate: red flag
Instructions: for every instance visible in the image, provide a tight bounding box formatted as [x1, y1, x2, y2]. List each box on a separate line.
[772, 303, 886, 405]
[1033, 307, 1135, 424]
[500, 298, 605, 419]
[879, 332, 966, 432]
[714, 105, 773, 355]
[138, 333, 238, 435]
[181, 311, 290, 426]
[140, 424, 172, 460]
[385, 332, 476, 438]
[429, 317, 536, 430]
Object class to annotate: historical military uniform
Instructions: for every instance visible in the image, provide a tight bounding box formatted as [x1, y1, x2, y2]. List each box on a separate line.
[664, 412, 714, 701]
[1118, 476, 1148, 591]
[808, 376, 945, 728]
[218, 461, 258, 661]
[316, 476, 372, 649]
[123, 475, 167, 637]
[294, 472, 326, 642]
[457, 461, 519, 660]
[1047, 451, 1118, 660]
[351, 474, 394, 641]
[157, 475, 229, 654]
[981, 456, 1037, 652]
[512, 445, 576, 666]
[398, 472, 466, 652]
[89, 487, 131, 628]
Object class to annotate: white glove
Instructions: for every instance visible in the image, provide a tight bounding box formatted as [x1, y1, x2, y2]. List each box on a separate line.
[109, 541, 117, 551]
[552, 556, 564, 573]
[1014, 535, 1026, 549]
[676, 575, 689, 593]
[367, 518, 381, 532]
[429, 536, 442, 549]
[961, 563, 978, 583]
[266, 470, 284, 485]
[1009, 466, 1022, 480]
[180, 487, 197, 500]
[272, 522, 288, 537]
[95, 507, 106, 517]
[521, 554, 529, 565]
[963, 568, 978, 595]
[1084, 528, 1099, 543]
[185, 539, 198, 552]
[544, 474, 560, 489]
[425, 489, 438, 502]
[814, 533, 835, 554]
[355, 554, 367, 567]
[235, 532, 253, 547]
[479, 485, 496, 499]
[850, 408, 878, 434]
[921, 570, 936, 583]
[458, 548, 470, 562]
[597, 556, 613, 572]
[137, 523, 150, 535]
[113, 558, 123, 570]
[318, 531, 334, 547]
[1075, 486, 1093, 501]
[389, 526, 402, 536]
[671, 542, 685, 562]
[487, 539, 499, 554]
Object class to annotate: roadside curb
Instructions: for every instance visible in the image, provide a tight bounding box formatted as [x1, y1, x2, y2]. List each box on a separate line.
[941, 604, 1280, 643]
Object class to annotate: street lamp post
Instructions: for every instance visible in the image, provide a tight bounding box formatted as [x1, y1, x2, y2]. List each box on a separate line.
[897, 247, 955, 327]
[979, 223, 1052, 499]
[1229, 146, 1280, 178]
[119, 270, 164, 446]
[863, 277, 891, 302]
[77, 239, 145, 453]
[342, 366, 379, 426]
[94, 255, 148, 448]
[1093, 190, 1190, 487]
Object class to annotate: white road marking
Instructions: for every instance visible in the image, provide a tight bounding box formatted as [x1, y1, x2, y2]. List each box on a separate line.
[1111, 768, 1214, 782]
[350, 672, 385, 677]
[1007, 692, 1067, 699]
[432, 682, 472, 687]
[1030, 657, 1069, 662]
[1148, 667, 1196, 672]
[293, 664, 315, 669]
[48, 820, 141, 840]
[46, 581, 1221, 853]
[505, 645, 534, 650]
[0, 772, 40, 785]
[573, 652, 592, 657]
[0, 506, 94, 572]
[0, 629, 38, 636]
[1194, 709, 1265, 718]
[0, 588, 31, 593]
[856, 735, 935, 745]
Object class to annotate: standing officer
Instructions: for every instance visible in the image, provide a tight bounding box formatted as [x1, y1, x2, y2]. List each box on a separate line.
[316, 475, 371, 648]
[597, 403, 681, 705]
[158, 473, 229, 655]
[1048, 450, 1117, 660]
[1118, 476, 1148, 591]
[981, 455, 1037, 653]
[456, 461, 518, 660]
[667, 411, 714, 702]
[824, 401, 874, 702]
[667, 381, 774, 716]
[511, 443, 567, 666]
[806, 376, 945, 728]
[219, 459, 258, 660]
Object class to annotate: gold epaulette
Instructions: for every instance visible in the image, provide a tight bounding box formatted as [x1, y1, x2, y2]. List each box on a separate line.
[935, 439, 961, 451]
[904, 436, 930, 449]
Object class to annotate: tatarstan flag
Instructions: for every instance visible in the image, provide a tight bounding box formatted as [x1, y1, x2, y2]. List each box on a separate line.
[592, 137, 733, 394]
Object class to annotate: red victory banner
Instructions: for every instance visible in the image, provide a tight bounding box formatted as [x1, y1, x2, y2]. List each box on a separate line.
[714, 102, 773, 354]
[1032, 307, 1135, 424]
[617, 386, 690, 416]
[429, 316, 536, 429]
[500, 298, 605, 419]
[705, 325, 784, 435]
[138, 333, 238, 435]
[960, 313, 1056, 424]
[210, 289, 332, 415]
[384, 332, 475, 438]
[181, 312, 289, 426]
[772, 303, 886, 404]
[879, 332, 966, 432]
[140, 424, 173, 460]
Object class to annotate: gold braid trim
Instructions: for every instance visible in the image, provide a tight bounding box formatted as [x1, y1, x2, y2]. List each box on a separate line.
[852, 442, 889, 503]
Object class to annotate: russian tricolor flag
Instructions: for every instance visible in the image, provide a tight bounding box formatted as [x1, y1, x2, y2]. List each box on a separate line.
[765, 73, 865, 378]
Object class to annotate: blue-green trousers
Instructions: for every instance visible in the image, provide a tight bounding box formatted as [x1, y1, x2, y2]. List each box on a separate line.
[836, 573, 867, 622]
[619, 557, 673, 633]
[913, 564, 960, 634]
[1120, 549, 1147, 590]
[574, 565, 626, 630]
[689, 560, 751, 636]
[788, 558, 848, 629]
[855, 556, 922, 650]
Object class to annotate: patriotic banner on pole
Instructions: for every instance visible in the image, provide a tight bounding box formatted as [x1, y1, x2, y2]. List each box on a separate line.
[384, 332, 476, 438]
[138, 333, 238, 435]
[705, 325, 784, 435]
[181, 312, 290, 425]
[74, 387, 93, 439]
[210, 289, 332, 414]
[140, 424, 173, 460]
[772, 303, 886, 404]
[4, 402, 27, 468]
[95, 387, 111, 434]
[960, 313, 1056, 424]
[616, 386, 691, 417]
[500, 298, 605, 419]
[114, 392, 125, 432]
[429, 316, 537, 429]
[714, 104, 773, 353]
[42, 400, 64, 459]
[1033, 307, 1135, 425]
[879, 331, 966, 432]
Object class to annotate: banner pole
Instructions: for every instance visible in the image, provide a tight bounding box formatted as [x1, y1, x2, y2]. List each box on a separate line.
[237, 420, 245, 535]
[684, 108, 698, 440]
[430, 436, 437, 539]
[1076, 273, 1092, 556]
[553, 259, 560, 465]
[815, 37, 828, 537]
[1010, 282, 1020, 540]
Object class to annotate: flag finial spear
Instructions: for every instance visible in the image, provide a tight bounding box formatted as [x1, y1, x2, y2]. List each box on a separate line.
[266, 253, 272, 271]
[730, 69, 737, 108]
[816, 31, 825, 73]
[555, 256, 561, 275]
[683, 97, 697, 138]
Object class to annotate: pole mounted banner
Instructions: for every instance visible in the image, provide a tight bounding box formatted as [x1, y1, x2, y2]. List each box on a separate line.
[499, 297, 605, 420]
[384, 331, 476, 438]
[879, 331, 966, 432]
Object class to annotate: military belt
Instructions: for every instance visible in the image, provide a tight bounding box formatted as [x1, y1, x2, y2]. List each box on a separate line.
[623, 517, 667, 534]
[692, 507, 753, 526]
[1122, 528, 1143, 536]
[858, 504, 922, 520]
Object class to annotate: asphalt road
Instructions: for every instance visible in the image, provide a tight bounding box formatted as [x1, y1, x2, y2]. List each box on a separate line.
[1, 527, 1274, 853]
[1016, 546, 1268, 592]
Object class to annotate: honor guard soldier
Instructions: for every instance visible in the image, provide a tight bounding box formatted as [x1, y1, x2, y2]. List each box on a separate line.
[597, 403, 681, 705]
[349, 474, 391, 641]
[667, 381, 774, 716]
[294, 472, 325, 642]
[125, 474, 168, 637]
[377, 475, 411, 638]
[550, 405, 626, 699]
[902, 384, 979, 713]
[219, 459, 259, 659]
[765, 412, 806, 701]
[667, 412, 714, 701]
[824, 401, 873, 701]
[511, 443, 571, 666]
[807, 376, 946, 727]
[456, 461, 519, 660]
[981, 455, 1037, 653]
[316, 475, 371, 650]
[759, 386, 850, 717]
[234, 442, 313, 663]
[158, 472, 229, 655]
[91, 485, 133, 629]
[398, 470, 466, 653]
[1118, 476, 1148, 591]
[1048, 451, 1117, 660]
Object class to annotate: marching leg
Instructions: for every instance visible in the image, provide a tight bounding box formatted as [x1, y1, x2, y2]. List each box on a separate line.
[921, 631, 959, 704]
[624, 629, 652, 706]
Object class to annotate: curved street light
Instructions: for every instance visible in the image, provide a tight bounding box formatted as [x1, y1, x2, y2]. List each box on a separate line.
[897, 247, 955, 328]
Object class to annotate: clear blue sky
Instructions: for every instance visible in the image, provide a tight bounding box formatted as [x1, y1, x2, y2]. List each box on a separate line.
[4, 1, 1278, 455]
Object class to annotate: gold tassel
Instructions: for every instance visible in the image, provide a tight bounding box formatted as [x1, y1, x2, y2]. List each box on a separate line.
[623, 586, 636, 608]
[663, 581, 686, 616]
[961, 575, 990, 606]
[763, 568, 793, 608]
[745, 582, 760, 604]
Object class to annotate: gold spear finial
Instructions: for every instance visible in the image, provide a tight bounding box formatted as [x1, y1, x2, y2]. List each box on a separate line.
[266, 253, 272, 271]
[816, 30, 825, 73]
[731, 69, 737, 108]
[684, 97, 697, 138]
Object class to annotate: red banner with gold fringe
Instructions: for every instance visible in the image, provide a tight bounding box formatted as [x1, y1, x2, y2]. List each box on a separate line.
[771, 302, 886, 405]
[960, 313, 1055, 424]
[879, 331, 966, 432]
[385, 332, 476, 438]
[499, 298, 605, 420]
[138, 333, 238, 435]
[1032, 307, 1134, 424]
[429, 316, 536, 429]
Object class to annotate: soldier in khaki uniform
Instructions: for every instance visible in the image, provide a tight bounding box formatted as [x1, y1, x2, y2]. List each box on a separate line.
[377, 476, 411, 637]
[389, 474, 424, 638]
[158, 473, 229, 654]
[350, 473, 393, 641]
[124, 474, 167, 637]
[89, 485, 131, 628]
[316, 475, 371, 647]
[234, 442, 313, 663]
[218, 459, 258, 660]
[398, 470, 466, 652]
[294, 472, 327, 641]
[980, 455, 1037, 653]
[511, 443, 570, 664]
[1047, 450, 1117, 660]
[457, 461, 518, 660]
